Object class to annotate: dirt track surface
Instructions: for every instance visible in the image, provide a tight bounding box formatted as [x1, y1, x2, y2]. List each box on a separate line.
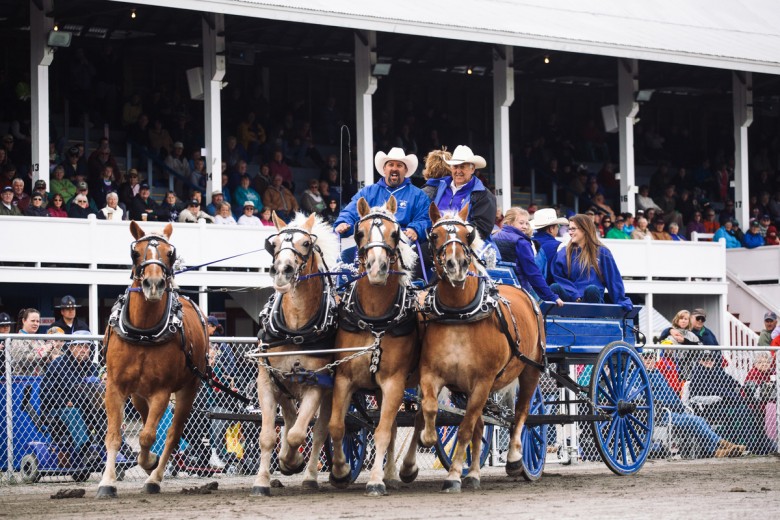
[1, 457, 778, 519]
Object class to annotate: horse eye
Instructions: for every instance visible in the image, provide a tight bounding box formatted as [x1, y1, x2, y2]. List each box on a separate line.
[131, 250, 140, 260]
[355, 230, 364, 243]
[430, 233, 438, 242]
[302, 240, 310, 249]
[391, 231, 400, 243]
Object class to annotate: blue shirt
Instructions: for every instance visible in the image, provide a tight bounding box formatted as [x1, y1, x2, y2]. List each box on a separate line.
[532, 230, 563, 283]
[333, 178, 432, 240]
[493, 225, 557, 301]
[551, 245, 633, 311]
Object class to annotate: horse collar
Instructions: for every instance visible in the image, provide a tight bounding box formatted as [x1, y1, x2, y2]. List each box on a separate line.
[108, 289, 184, 345]
[424, 278, 498, 324]
[339, 282, 417, 337]
[258, 285, 338, 353]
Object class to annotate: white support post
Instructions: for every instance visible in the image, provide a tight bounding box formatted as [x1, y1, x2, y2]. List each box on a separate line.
[493, 46, 514, 212]
[618, 59, 639, 215]
[30, 0, 54, 186]
[733, 72, 753, 228]
[644, 292, 654, 342]
[355, 31, 378, 190]
[89, 283, 98, 333]
[203, 14, 225, 203]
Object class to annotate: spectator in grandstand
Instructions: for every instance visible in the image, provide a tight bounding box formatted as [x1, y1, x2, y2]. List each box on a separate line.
[0, 186, 21, 216]
[223, 135, 248, 171]
[657, 184, 683, 226]
[599, 215, 614, 238]
[129, 183, 159, 221]
[67, 193, 97, 219]
[668, 222, 686, 241]
[635, 184, 662, 213]
[206, 190, 224, 217]
[713, 218, 742, 248]
[252, 163, 272, 198]
[86, 138, 120, 184]
[742, 220, 764, 249]
[258, 207, 275, 227]
[605, 215, 629, 239]
[766, 225, 779, 245]
[718, 199, 737, 226]
[686, 210, 705, 239]
[268, 149, 294, 191]
[215, 202, 237, 225]
[642, 351, 746, 458]
[178, 198, 215, 224]
[127, 113, 150, 149]
[262, 174, 298, 223]
[148, 118, 173, 158]
[190, 155, 208, 192]
[96, 191, 125, 221]
[757, 311, 778, 346]
[590, 193, 616, 221]
[164, 141, 191, 181]
[237, 201, 262, 226]
[299, 179, 326, 215]
[758, 214, 772, 237]
[7, 308, 50, 375]
[0, 311, 13, 367]
[157, 191, 183, 222]
[631, 216, 652, 240]
[650, 216, 672, 240]
[550, 213, 632, 310]
[621, 212, 635, 235]
[50, 164, 77, 202]
[531, 208, 568, 282]
[11, 178, 29, 211]
[32, 179, 50, 206]
[234, 174, 263, 217]
[47, 193, 67, 218]
[91, 164, 120, 209]
[702, 208, 720, 234]
[52, 295, 90, 334]
[23, 192, 48, 217]
[422, 148, 452, 201]
[690, 308, 718, 346]
[69, 181, 99, 213]
[61, 145, 88, 179]
[323, 168, 342, 204]
[432, 145, 497, 245]
[493, 207, 563, 306]
[743, 352, 778, 445]
[121, 93, 143, 128]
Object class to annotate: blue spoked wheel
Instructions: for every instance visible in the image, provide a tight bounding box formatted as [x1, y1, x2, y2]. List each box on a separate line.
[520, 386, 548, 481]
[341, 426, 369, 483]
[589, 341, 654, 475]
[434, 423, 494, 476]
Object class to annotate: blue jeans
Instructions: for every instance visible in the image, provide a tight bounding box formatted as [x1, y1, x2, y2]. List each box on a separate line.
[664, 410, 720, 456]
[53, 407, 90, 452]
[549, 283, 604, 303]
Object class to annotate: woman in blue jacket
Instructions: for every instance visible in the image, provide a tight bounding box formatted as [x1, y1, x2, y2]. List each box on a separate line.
[551, 213, 633, 311]
[493, 207, 563, 306]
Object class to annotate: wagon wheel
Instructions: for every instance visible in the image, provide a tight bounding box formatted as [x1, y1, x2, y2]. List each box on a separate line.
[325, 395, 371, 483]
[520, 386, 547, 481]
[434, 423, 494, 475]
[20, 454, 41, 483]
[589, 341, 654, 476]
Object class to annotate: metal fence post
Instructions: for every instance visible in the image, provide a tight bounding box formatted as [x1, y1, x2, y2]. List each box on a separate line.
[4, 339, 14, 484]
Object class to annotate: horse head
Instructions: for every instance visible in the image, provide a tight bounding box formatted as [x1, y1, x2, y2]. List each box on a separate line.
[129, 221, 176, 302]
[354, 196, 402, 285]
[428, 203, 478, 285]
[265, 211, 319, 293]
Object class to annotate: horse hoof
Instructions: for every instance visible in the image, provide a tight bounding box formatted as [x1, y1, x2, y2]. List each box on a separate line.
[301, 480, 319, 491]
[329, 472, 351, 490]
[462, 476, 481, 490]
[365, 483, 387, 497]
[505, 459, 524, 477]
[383, 479, 401, 491]
[143, 482, 161, 494]
[279, 458, 306, 476]
[400, 466, 419, 484]
[96, 486, 117, 499]
[250, 486, 271, 497]
[441, 480, 461, 493]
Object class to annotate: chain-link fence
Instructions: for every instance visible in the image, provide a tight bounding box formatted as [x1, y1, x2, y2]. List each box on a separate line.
[2, 336, 778, 486]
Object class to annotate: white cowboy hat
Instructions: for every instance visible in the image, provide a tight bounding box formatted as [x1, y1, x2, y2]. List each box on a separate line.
[444, 145, 487, 169]
[374, 147, 418, 178]
[532, 207, 569, 230]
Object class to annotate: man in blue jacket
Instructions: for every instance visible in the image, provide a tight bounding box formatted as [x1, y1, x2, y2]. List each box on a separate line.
[334, 147, 431, 264]
[531, 207, 568, 283]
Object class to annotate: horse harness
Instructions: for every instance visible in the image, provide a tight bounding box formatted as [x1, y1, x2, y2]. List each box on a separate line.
[354, 210, 413, 273]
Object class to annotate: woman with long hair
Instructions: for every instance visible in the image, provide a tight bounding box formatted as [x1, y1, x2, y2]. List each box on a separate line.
[550, 214, 632, 310]
[8, 308, 52, 375]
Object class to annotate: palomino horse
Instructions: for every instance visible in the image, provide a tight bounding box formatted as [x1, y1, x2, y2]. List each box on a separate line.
[251, 212, 340, 496]
[416, 204, 544, 492]
[328, 196, 421, 496]
[97, 222, 209, 498]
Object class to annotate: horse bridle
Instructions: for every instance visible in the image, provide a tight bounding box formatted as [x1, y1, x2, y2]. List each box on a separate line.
[428, 218, 476, 271]
[265, 227, 320, 280]
[130, 235, 176, 281]
[354, 212, 402, 266]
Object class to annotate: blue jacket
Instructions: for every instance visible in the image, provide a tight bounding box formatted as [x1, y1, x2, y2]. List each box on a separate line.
[742, 231, 764, 249]
[41, 350, 98, 414]
[532, 230, 563, 283]
[334, 178, 432, 240]
[693, 326, 719, 346]
[432, 176, 496, 243]
[493, 226, 558, 301]
[551, 245, 633, 311]
[713, 227, 742, 248]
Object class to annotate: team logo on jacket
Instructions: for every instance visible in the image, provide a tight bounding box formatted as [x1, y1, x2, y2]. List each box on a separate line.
[399, 200, 408, 209]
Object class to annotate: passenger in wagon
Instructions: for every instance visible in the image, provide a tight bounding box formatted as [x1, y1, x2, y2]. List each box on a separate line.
[550, 213, 633, 311]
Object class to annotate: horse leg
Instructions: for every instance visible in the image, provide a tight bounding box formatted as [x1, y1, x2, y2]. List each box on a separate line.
[506, 369, 538, 477]
[419, 374, 444, 447]
[96, 383, 126, 499]
[251, 369, 278, 497]
[399, 409, 422, 483]
[145, 386, 194, 493]
[277, 395, 305, 475]
[328, 376, 354, 488]
[382, 419, 402, 490]
[365, 376, 405, 497]
[302, 390, 332, 490]
[442, 382, 491, 493]
[462, 417, 485, 490]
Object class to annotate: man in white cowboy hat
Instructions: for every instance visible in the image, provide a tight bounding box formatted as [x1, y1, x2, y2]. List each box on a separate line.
[52, 295, 90, 335]
[334, 146, 431, 249]
[432, 145, 497, 242]
[531, 207, 569, 283]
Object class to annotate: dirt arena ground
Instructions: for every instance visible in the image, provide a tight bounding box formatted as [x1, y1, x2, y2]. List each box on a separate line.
[1, 457, 778, 519]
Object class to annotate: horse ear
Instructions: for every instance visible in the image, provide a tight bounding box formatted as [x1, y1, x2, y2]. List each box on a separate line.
[429, 202, 441, 224]
[357, 197, 370, 217]
[130, 221, 145, 240]
[303, 212, 316, 231]
[272, 211, 286, 230]
[458, 203, 470, 222]
[163, 223, 173, 239]
[386, 195, 397, 214]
